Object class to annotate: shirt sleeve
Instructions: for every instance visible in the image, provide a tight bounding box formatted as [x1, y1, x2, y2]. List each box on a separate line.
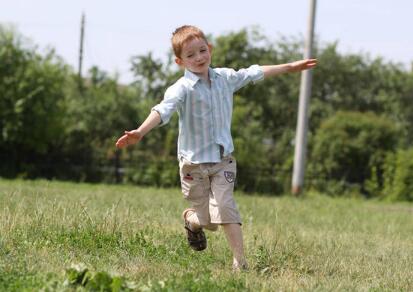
[219, 64, 264, 92]
[151, 82, 186, 126]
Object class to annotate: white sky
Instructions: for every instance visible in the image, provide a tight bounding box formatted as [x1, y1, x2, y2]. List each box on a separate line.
[2, 0, 412, 83]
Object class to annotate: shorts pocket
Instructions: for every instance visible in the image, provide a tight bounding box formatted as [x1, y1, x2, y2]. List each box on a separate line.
[215, 158, 237, 185]
[180, 168, 205, 200]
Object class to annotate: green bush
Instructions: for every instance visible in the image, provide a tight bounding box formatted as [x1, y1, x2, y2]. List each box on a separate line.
[124, 158, 179, 188]
[309, 111, 399, 196]
[379, 149, 413, 201]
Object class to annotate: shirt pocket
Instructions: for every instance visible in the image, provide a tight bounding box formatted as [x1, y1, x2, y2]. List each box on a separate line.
[189, 90, 211, 118]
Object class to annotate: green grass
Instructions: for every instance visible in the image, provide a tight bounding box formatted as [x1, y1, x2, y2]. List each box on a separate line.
[0, 179, 412, 291]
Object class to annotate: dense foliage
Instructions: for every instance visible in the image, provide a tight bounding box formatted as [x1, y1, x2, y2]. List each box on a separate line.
[309, 111, 399, 197]
[376, 148, 413, 201]
[1, 25, 412, 200]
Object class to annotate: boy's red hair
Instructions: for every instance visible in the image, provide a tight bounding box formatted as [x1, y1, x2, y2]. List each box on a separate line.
[172, 25, 208, 58]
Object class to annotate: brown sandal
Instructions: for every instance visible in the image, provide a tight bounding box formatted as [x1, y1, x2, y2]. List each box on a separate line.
[182, 209, 207, 251]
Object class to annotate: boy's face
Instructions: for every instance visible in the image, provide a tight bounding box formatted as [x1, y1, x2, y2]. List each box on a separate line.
[175, 38, 212, 77]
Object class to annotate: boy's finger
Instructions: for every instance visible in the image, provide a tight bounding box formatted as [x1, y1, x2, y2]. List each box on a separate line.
[116, 135, 128, 144]
[117, 137, 130, 147]
[125, 131, 140, 138]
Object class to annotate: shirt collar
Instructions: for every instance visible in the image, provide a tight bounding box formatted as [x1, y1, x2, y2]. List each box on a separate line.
[184, 68, 219, 87]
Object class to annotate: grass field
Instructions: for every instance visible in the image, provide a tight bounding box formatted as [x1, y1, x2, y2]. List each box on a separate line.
[0, 179, 412, 291]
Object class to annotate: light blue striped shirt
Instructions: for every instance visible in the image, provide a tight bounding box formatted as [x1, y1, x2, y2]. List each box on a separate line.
[152, 65, 264, 163]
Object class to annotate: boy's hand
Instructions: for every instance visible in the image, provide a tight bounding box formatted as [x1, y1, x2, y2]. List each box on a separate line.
[289, 58, 317, 72]
[115, 130, 143, 149]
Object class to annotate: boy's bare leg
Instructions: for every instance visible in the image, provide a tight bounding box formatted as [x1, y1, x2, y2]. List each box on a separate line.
[222, 223, 248, 270]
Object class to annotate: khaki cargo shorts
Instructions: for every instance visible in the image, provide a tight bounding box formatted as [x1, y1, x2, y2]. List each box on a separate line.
[179, 155, 241, 226]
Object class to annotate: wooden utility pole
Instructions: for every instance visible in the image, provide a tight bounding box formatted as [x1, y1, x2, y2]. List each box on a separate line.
[78, 12, 85, 90]
[292, 0, 317, 195]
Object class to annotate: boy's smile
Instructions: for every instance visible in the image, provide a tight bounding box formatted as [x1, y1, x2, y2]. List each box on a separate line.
[175, 38, 212, 81]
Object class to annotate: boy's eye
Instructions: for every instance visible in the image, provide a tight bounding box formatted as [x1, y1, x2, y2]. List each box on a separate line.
[200, 49, 206, 52]
[187, 54, 193, 58]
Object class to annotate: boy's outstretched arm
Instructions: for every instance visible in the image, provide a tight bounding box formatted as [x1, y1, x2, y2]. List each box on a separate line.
[261, 58, 317, 78]
[115, 111, 161, 149]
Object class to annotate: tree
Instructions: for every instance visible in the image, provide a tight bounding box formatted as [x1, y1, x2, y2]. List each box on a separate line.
[0, 26, 68, 177]
[62, 66, 141, 181]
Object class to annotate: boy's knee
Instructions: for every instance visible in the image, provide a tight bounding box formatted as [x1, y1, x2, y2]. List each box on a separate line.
[203, 223, 219, 232]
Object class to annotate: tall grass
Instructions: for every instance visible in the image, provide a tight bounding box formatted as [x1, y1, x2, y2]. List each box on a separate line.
[0, 179, 412, 291]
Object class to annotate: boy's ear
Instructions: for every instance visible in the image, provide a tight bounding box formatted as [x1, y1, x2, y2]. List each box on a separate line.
[208, 43, 213, 53]
[175, 57, 183, 66]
